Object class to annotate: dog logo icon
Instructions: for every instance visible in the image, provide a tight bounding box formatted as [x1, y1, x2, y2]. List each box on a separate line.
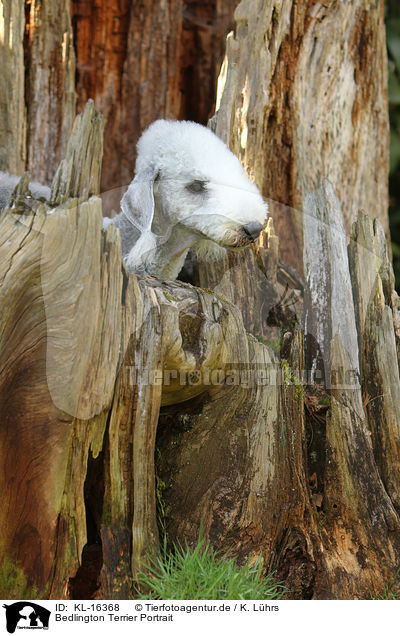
[3, 602, 50, 633]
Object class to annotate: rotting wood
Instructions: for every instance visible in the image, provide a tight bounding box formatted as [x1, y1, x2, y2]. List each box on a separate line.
[70, 0, 238, 211]
[302, 180, 400, 598]
[349, 214, 400, 514]
[1, 110, 400, 601]
[1, 0, 399, 602]
[50, 99, 104, 205]
[24, 0, 76, 184]
[0, 101, 300, 598]
[0, 0, 26, 174]
[207, 0, 389, 273]
[303, 180, 360, 386]
[0, 102, 114, 598]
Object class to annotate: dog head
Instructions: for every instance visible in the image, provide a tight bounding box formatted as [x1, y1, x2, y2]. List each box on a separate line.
[121, 119, 268, 272]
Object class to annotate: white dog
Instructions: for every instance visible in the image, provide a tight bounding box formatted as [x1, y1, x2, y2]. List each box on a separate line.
[0, 120, 268, 280]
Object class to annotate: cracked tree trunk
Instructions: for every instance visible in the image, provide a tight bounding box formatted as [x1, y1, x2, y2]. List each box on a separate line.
[1, 0, 237, 200]
[0, 0, 76, 180]
[70, 0, 238, 212]
[1, 101, 400, 600]
[0, 0, 26, 174]
[1, 0, 399, 603]
[205, 0, 389, 275]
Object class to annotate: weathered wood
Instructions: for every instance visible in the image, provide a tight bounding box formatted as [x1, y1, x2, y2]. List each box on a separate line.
[157, 324, 320, 600]
[0, 102, 113, 597]
[157, 180, 400, 600]
[322, 335, 400, 598]
[198, 0, 388, 331]
[0, 0, 399, 602]
[210, 0, 389, 272]
[2, 116, 400, 601]
[0, 0, 26, 174]
[71, 0, 238, 212]
[303, 180, 360, 386]
[349, 214, 400, 513]
[0, 100, 298, 598]
[25, 0, 76, 183]
[50, 100, 104, 205]
[0, 187, 291, 597]
[303, 181, 400, 598]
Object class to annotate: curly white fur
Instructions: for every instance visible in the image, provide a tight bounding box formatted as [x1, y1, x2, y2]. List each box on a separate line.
[0, 120, 268, 280]
[113, 120, 267, 279]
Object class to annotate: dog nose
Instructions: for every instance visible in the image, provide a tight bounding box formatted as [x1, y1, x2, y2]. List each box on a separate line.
[242, 222, 263, 242]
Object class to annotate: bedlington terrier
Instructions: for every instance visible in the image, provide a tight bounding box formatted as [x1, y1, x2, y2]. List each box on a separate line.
[0, 120, 267, 280]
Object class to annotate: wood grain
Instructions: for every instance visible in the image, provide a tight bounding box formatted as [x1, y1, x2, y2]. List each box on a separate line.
[211, 0, 389, 272]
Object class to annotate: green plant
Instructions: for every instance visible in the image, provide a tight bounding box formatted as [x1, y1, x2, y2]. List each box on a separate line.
[373, 566, 400, 599]
[281, 359, 304, 403]
[135, 533, 287, 600]
[163, 290, 179, 303]
[155, 472, 170, 538]
[256, 335, 281, 354]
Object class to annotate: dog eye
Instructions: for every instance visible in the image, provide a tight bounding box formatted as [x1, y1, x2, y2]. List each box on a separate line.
[186, 180, 207, 193]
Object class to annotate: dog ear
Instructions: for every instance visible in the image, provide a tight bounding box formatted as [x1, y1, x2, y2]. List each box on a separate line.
[120, 166, 159, 274]
[120, 165, 157, 233]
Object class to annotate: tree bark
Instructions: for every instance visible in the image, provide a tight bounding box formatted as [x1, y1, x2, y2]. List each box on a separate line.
[0, 0, 26, 174]
[208, 0, 389, 273]
[1, 0, 238, 202]
[2, 101, 400, 600]
[1, 0, 399, 603]
[25, 0, 76, 184]
[71, 0, 238, 211]
[302, 181, 400, 597]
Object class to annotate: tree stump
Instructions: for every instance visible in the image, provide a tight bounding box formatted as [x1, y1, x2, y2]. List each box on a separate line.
[1, 0, 399, 602]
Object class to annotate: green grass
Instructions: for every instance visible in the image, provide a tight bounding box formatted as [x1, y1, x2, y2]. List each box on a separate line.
[135, 534, 287, 600]
[373, 566, 400, 599]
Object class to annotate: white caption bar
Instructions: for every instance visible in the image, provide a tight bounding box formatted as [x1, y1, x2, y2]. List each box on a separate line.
[0, 599, 397, 635]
